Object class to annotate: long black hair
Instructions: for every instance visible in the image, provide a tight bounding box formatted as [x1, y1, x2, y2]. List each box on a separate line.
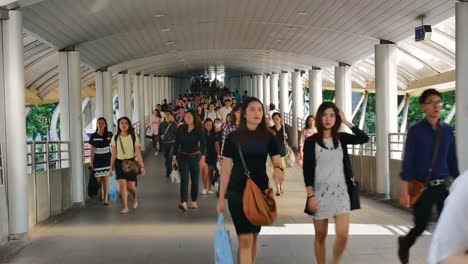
[183, 109, 203, 131]
[95, 117, 108, 135]
[116, 116, 135, 135]
[305, 115, 315, 129]
[315, 102, 342, 149]
[237, 97, 270, 142]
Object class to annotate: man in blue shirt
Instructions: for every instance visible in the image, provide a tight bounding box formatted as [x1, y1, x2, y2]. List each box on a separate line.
[398, 89, 459, 264]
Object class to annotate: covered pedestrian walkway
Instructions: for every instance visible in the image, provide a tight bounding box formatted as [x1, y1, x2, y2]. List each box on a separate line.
[0, 0, 467, 263]
[2, 153, 431, 264]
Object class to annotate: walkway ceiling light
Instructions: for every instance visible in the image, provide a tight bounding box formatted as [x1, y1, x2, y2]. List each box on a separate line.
[166, 41, 174, 45]
[161, 28, 170, 32]
[296, 12, 308, 15]
[154, 14, 166, 18]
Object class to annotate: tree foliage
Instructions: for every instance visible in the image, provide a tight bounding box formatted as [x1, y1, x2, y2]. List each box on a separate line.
[26, 103, 58, 139]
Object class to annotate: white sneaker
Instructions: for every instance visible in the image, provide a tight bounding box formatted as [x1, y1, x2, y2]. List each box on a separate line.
[154, 152, 158, 156]
[201, 189, 207, 195]
[207, 190, 214, 195]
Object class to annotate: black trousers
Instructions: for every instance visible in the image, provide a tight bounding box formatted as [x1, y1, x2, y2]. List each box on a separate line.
[161, 142, 175, 177]
[404, 184, 448, 248]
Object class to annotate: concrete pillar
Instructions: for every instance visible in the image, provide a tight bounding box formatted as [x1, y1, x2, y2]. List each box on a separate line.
[271, 73, 279, 109]
[257, 75, 263, 103]
[152, 76, 157, 108]
[456, 1, 468, 172]
[102, 71, 113, 130]
[132, 75, 139, 122]
[164, 77, 169, 104]
[375, 43, 398, 196]
[279, 72, 288, 121]
[334, 65, 353, 132]
[138, 75, 146, 151]
[117, 74, 124, 118]
[95, 72, 104, 118]
[263, 74, 270, 108]
[158, 77, 164, 105]
[247, 76, 252, 97]
[309, 68, 323, 117]
[59, 51, 84, 205]
[143, 76, 149, 118]
[292, 71, 303, 148]
[148, 76, 154, 113]
[358, 91, 369, 130]
[0, 10, 29, 237]
[124, 74, 132, 118]
[252, 76, 257, 99]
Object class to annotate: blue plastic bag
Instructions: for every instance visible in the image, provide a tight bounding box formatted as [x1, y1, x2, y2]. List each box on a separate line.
[109, 174, 120, 201]
[214, 213, 234, 264]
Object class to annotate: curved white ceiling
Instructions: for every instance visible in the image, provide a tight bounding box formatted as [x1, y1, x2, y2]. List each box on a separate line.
[19, 0, 455, 76]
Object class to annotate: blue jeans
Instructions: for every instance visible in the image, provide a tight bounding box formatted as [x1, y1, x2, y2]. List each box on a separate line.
[177, 154, 201, 203]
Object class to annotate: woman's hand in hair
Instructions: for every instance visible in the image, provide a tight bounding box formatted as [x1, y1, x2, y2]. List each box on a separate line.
[339, 110, 354, 128]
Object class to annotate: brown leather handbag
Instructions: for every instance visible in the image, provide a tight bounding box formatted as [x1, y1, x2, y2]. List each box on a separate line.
[118, 136, 141, 176]
[237, 142, 277, 226]
[408, 129, 442, 207]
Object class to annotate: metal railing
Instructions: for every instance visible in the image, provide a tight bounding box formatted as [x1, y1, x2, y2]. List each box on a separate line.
[26, 141, 70, 173]
[297, 117, 305, 132]
[389, 133, 407, 160]
[284, 113, 292, 126]
[349, 134, 377, 156]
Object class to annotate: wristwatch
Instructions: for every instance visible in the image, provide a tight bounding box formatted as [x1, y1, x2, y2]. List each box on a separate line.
[274, 166, 284, 172]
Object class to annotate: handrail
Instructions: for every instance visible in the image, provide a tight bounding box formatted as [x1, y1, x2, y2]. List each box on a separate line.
[26, 141, 70, 172]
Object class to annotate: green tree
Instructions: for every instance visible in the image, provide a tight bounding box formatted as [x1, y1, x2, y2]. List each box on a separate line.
[26, 103, 58, 139]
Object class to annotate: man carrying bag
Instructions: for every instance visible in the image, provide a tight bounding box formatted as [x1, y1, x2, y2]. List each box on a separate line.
[398, 89, 459, 264]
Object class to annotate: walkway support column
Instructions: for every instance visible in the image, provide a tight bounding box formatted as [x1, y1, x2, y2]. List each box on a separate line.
[138, 75, 146, 151]
[144, 76, 150, 118]
[248, 76, 253, 97]
[124, 74, 132, 119]
[279, 72, 288, 123]
[257, 75, 263, 103]
[263, 74, 270, 107]
[95, 72, 104, 118]
[117, 74, 124, 118]
[271, 73, 279, 108]
[1, 10, 29, 237]
[252, 76, 258, 99]
[456, 1, 468, 172]
[309, 68, 323, 116]
[102, 71, 113, 130]
[334, 64, 352, 131]
[292, 71, 303, 149]
[375, 43, 398, 196]
[164, 77, 169, 104]
[132, 75, 139, 122]
[59, 50, 84, 205]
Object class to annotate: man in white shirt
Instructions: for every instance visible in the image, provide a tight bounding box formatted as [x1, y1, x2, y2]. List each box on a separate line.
[219, 99, 232, 124]
[268, 104, 278, 127]
[428, 170, 468, 264]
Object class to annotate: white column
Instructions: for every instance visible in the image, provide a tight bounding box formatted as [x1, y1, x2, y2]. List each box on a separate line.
[59, 51, 84, 205]
[132, 75, 139, 122]
[124, 74, 132, 118]
[252, 76, 258, 99]
[375, 44, 398, 196]
[117, 74, 125, 118]
[279, 72, 288, 120]
[309, 69, 323, 117]
[271, 73, 279, 108]
[102, 71, 113, 130]
[95, 72, 104, 118]
[456, 2, 468, 172]
[292, 71, 303, 148]
[247, 76, 252, 96]
[152, 76, 157, 108]
[257, 75, 263, 103]
[138, 76, 146, 151]
[144, 76, 149, 118]
[1, 10, 29, 237]
[263, 74, 270, 108]
[158, 77, 164, 105]
[164, 77, 169, 104]
[148, 76, 154, 113]
[334, 65, 353, 131]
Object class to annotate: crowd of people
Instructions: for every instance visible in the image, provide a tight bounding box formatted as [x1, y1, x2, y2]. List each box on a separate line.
[87, 87, 465, 264]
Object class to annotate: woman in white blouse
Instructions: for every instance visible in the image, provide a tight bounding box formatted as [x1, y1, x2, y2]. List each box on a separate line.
[298, 115, 317, 165]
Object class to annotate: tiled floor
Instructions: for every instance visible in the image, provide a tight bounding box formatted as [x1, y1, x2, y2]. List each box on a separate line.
[2, 152, 434, 264]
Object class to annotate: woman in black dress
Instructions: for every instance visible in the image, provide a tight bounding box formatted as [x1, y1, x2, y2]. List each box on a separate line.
[200, 118, 220, 195]
[89, 117, 113, 205]
[216, 97, 285, 264]
[270, 112, 288, 196]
